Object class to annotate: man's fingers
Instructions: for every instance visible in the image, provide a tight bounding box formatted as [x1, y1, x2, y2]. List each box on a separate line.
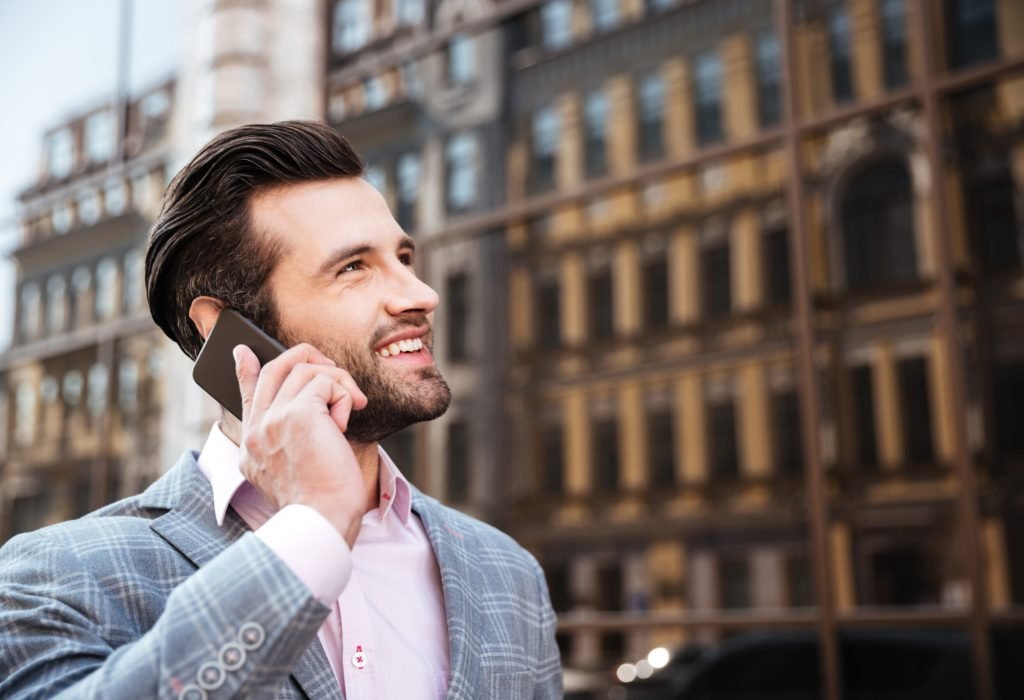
[233, 345, 260, 421]
[274, 363, 368, 408]
[250, 343, 335, 412]
[296, 374, 355, 432]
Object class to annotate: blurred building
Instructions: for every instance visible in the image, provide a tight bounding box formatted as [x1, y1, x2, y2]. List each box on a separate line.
[0, 80, 176, 540]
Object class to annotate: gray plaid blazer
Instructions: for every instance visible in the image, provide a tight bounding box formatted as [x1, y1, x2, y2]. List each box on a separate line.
[0, 452, 562, 699]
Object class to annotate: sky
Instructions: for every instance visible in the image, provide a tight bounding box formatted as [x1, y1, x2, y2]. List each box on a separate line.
[0, 0, 184, 349]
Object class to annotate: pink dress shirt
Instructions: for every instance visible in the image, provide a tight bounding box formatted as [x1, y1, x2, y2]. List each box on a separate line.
[196, 424, 450, 699]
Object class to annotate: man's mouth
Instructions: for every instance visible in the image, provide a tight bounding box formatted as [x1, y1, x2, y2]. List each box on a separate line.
[376, 336, 425, 358]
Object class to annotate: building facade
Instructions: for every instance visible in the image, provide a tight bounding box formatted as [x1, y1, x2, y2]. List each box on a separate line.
[0, 80, 176, 541]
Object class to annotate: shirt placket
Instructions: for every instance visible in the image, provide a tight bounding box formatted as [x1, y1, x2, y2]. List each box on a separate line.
[339, 567, 377, 699]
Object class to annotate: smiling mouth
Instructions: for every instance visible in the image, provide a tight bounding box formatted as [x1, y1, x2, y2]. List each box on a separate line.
[376, 336, 426, 358]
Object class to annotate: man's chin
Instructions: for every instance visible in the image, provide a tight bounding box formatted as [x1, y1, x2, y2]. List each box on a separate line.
[345, 375, 452, 444]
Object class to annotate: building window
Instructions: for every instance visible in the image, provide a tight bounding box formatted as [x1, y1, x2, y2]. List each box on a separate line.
[78, 190, 101, 225]
[591, 0, 620, 33]
[15, 383, 37, 446]
[584, 89, 609, 178]
[52, 204, 73, 234]
[541, 0, 573, 50]
[637, 72, 666, 161]
[593, 414, 620, 491]
[71, 265, 92, 328]
[694, 50, 724, 145]
[755, 33, 782, 127]
[828, 5, 854, 103]
[648, 406, 675, 487]
[786, 554, 814, 607]
[87, 363, 109, 417]
[19, 282, 41, 342]
[363, 76, 387, 111]
[545, 562, 572, 612]
[63, 370, 84, 407]
[448, 420, 469, 502]
[332, 0, 371, 54]
[85, 110, 115, 163]
[540, 420, 565, 494]
[95, 257, 119, 321]
[395, 0, 423, 26]
[446, 272, 470, 362]
[881, 0, 908, 88]
[992, 358, 1024, 461]
[946, 0, 997, 69]
[381, 428, 415, 477]
[587, 265, 614, 340]
[898, 356, 934, 465]
[708, 398, 740, 480]
[851, 364, 879, 468]
[643, 250, 669, 330]
[445, 132, 478, 213]
[764, 225, 791, 307]
[123, 249, 144, 312]
[531, 106, 560, 192]
[46, 275, 66, 335]
[396, 152, 421, 231]
[40, 376, 59, 404]
[445, 34, 475, 86]
[47, 128, 74, 179]
[701, 239, 731, 319]
[773, 389, 803, 476]
[965, 168, 1022, 276]
[118, 358, 139, 411]
[719, 556, 751, 609]
[841, 159, 917, 292]
[536, 274, 562, 350]
[11, 492, 51, 536]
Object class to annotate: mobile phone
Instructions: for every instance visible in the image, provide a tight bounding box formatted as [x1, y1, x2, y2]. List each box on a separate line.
[192, 308, 287, 420]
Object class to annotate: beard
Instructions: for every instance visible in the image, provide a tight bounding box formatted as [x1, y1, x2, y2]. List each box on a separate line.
[276, 318, 452, 444]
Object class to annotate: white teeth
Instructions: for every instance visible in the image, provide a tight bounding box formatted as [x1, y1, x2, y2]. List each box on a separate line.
[388, 342, 400, 355]
[400, 340, 411, 352]
[378, 337, 425, 357]
[379, 348, 390, 357]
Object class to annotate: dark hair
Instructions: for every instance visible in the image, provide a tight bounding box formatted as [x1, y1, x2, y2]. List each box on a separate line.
[145, 120, 365, 359]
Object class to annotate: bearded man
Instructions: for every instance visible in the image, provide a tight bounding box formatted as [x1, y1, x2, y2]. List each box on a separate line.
[0, 121, 561, 700]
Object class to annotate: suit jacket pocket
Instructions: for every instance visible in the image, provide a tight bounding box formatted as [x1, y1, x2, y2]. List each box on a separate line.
[488, 670, 533, 699]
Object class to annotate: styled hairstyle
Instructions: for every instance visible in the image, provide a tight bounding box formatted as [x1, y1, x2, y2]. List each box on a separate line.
[145, 120, 365, 359]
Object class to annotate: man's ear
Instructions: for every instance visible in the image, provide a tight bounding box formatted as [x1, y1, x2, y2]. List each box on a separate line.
[188, 296, 226, 342]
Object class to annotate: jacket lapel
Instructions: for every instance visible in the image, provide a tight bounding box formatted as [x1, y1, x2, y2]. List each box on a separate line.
[142, 453, 340, 700]
[411, 487, 480, 700]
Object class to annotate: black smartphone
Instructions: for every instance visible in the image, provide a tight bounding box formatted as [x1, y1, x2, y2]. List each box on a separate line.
[192, 308, 287, 420]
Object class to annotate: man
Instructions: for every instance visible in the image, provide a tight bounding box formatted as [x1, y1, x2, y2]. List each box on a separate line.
[0, 121, 561, 699]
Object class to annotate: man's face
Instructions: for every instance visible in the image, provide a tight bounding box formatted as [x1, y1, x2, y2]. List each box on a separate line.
[251, 177, 451, 443]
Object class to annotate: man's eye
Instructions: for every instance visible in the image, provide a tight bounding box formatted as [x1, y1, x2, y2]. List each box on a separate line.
[340, 260, 363, 274]
[399, 253, 414, 266]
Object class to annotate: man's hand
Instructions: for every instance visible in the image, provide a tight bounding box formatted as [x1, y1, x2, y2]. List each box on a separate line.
[233, 343, 369, 548]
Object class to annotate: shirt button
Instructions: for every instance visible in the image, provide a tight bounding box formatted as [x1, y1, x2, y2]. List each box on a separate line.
[352, 645, 368, 669]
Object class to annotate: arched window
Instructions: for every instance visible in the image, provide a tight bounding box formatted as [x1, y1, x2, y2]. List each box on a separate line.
[840, 159, 917, 292]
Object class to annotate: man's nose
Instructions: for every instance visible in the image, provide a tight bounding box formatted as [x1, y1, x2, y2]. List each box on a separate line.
[385, 266, 439, 316]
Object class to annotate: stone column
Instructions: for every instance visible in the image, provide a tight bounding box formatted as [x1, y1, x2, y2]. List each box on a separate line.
[607, 75, 637, 177]
[721, 35, 757, 140]
[738, 362, 771, 479]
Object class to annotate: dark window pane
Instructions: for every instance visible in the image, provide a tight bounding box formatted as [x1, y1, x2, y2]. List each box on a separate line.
[536, 277, 561, 350]
[381, 428, 415, 476]
[898, 357, 934, 465]
[709, 400, 739, 480]
[852, 365, 879, 468]
[966, 172, 1022, 275]
[648, 408, 675, 488]
[720, 556, 750, 609]
[545, 562, 571, 612]
[946, 0, 998, 69]
[11, 492, 51, 536]
[531, 107, 559, 192]
[755, 33, 781, 127]
[643, 254, 669, 330]
[864, 542, 940, 605]
[541, 421, 565, 494]
[637, 72, 665, 161]
[702, 244, 732, 318]
[993, 360, 1024, 461]
[764, 226, 791, 306]
[584, 90, 609, 177]
[881, 0, 908, 88]
[695, 51, 724, 145]
[828, 6, 853, 103]
[594, 416, 620, 491]
[588, 268, 614, 340]
[773, 390, 803, 476]
[787, 554, 814, 606]
[842, 160, 917, 292]
[448, 420, 469, 502]
[446, 273, 470, 362]
[597, 561, 623, 610]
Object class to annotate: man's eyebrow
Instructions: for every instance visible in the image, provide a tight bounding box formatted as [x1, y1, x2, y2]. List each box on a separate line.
[316, 236, 417, 277]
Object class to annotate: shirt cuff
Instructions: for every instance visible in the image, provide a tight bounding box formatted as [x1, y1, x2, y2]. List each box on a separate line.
[255, 504, 352, 605]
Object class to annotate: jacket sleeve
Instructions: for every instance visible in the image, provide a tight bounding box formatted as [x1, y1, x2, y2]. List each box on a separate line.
[528, 555, 563, 700]
[0, 529, 330, 700]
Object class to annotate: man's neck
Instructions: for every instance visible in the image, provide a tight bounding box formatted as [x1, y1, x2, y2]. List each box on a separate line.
[219, 412, 382, 515]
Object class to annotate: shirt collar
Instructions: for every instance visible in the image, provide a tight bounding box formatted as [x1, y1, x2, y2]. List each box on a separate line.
[196, 422, 413, 527]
